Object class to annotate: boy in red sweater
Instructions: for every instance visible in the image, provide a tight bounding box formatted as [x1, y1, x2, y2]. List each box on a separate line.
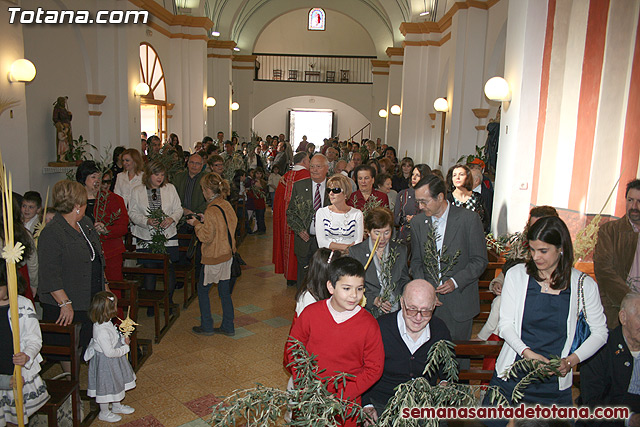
[285, 257, 384, 426]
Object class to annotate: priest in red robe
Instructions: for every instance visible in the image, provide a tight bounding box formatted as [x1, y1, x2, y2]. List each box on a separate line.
[272, 152, 310, 285]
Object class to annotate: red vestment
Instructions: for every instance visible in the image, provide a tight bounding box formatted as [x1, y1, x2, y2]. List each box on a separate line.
[273, 167, 310, 280]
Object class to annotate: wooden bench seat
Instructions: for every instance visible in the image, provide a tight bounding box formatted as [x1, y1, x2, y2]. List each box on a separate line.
[38, 323, 82, 427]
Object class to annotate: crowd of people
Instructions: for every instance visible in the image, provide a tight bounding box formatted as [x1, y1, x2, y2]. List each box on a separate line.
[0, 131, 638, 426]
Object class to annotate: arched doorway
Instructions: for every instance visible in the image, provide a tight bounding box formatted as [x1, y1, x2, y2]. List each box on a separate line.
[139, 42, 168, 141]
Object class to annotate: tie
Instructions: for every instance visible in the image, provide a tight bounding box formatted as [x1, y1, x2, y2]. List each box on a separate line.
[313, 183, 321, 211]
[629, 355, 640, 395]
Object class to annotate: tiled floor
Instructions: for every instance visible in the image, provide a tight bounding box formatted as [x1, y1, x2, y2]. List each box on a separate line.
[82, 209, 297, 426]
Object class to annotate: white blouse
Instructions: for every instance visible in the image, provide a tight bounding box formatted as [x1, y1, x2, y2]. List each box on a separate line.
[315, 206, 364, 249]
[114, 171, 142, 209]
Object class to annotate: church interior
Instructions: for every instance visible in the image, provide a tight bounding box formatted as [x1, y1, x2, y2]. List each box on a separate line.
[1, 0, 639, 425]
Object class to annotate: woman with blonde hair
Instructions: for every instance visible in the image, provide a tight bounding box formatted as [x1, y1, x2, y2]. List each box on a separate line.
[114, 148, 144, 208]
[128, 160, 183, 315]
[187, 173, 238, 336]
[315, 174, 364, 252]
[39, 180, 106, 370]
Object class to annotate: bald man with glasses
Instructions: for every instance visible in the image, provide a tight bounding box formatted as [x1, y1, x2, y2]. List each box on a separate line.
[362, 280, 451, 423]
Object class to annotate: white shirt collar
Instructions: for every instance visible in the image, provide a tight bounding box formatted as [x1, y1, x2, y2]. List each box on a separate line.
[397, 311, 431, 354]
[292, 164, 307, 171]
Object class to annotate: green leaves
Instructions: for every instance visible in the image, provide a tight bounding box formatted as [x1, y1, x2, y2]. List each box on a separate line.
[287, 196, 315, 235]
[143, 207, 169, 254]
[422, 226, 461, 287]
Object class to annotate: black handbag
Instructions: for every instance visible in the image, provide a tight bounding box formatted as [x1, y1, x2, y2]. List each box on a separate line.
[570, 273, 590, 353]
[213, 205, 242, 278]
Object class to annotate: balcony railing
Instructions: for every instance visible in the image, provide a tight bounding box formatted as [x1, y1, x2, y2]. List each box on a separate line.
[254, 53, 375, 84]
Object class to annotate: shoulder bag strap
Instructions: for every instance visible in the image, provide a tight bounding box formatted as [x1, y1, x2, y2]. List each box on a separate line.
[212, 204, 234, 254]
[577, 272, 587, 318]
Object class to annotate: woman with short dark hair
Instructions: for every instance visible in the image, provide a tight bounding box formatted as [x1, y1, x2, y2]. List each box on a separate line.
[446, 164, 487, 229]
[394, 163, 430, 245]
[349, 207, 410, 315]
[348, 164, 389, 211]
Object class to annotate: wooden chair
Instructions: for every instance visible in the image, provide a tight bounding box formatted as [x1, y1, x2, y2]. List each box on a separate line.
[288, 69, 298, 81]
[273, 69, 282, 80]
[175, 233, 197, 309]
[122, 251, 179, 343]
[326, 70, 336, 82]
[37, 323, 82, 427]
[107, 280, 151, 371]
[340, 69, 350, 82]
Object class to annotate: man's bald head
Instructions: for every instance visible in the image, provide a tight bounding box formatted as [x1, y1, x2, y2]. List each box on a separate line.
[401, 280, 436, 336]
[620, 293, 640, 350]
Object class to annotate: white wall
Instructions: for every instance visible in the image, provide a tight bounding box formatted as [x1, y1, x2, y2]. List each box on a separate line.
[254, 8, 377, 56]
[0, 5, 31, 194]
[253, 95, 369, 144]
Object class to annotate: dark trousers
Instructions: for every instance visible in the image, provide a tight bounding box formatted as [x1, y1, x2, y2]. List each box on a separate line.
[296, 237, 319, 289]
[196, 268, 235, 332]
[138, 245, 180, 305]
[255, 209, 266, 232]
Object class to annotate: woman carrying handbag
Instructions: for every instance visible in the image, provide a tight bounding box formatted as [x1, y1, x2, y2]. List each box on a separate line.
[186, 172, 238, 337]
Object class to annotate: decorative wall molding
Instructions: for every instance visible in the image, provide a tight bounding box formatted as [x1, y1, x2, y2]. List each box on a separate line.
[88, 111, 102, 116]
[386, 47, 404, 57]
[403, 33, 451, 48]
[371, 59, 390, 68]
[472, 108, 489, 118]
[400, 0, 501, 36]
[208, 53, 233, 59]
[86, 94, 106, 105]
[372, 71, 390, 75]
[232, 55, 257, 62]
[208, 40, 237, 50]
[128, 0, 213, 30]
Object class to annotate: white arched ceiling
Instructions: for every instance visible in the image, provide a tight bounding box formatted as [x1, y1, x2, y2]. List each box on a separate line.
[254, 9, 377, 56]
[205, 0, 412, 58]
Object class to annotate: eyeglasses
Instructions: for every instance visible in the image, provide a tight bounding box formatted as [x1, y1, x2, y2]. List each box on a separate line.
[151, 188, 158, 201]
[102, 179, 112, 184]
[327, 187, 343, 194]
[402, 300, 434, 317]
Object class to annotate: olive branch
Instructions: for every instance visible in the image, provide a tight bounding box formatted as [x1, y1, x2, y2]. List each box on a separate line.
[422, 225, 460, 287]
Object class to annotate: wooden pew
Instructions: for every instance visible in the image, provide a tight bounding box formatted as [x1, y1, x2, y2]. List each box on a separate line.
[38, 323, 82, 427]
[107, 280, 151, 371]
[122, 251, 179, 344]
[453, 340, 580, 386]
[175, 233, 197, 309]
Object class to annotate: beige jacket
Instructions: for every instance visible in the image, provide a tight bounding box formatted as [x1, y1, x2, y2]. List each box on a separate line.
[195, 198, 237, 265]
[593, 214, 638, 328]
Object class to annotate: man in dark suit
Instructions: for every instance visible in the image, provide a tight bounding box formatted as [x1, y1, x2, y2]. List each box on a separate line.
[409, 174, 488, 341]
[287, 154, 329, 288]
[173, 153, 207, 218]
[362, 280, 451, 422]
[579, 292, 640, 426]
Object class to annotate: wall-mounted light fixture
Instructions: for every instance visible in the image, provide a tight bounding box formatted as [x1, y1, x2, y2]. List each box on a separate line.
[378, 109, 388, 118]
[134, 82, 150, 96]
[211, 31, 220, 37]
[433, 97, 449, 112]
[8, 59, 36, 83]
[233, 47, 240, 52]
[231, 102, 239, 111]
[390, 104, 401, 115]
[205, 97, 216, 107]
[484, 77, 511, 102]
[433, 97, 448, 166]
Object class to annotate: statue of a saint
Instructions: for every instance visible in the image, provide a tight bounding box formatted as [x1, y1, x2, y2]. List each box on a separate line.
[52, 96, 73, 162]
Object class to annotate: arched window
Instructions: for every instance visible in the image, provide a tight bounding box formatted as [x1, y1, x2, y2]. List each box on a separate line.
[139, 42, 166, 101]
[139, 43, 167, 141]
[308, 8, 325, 31]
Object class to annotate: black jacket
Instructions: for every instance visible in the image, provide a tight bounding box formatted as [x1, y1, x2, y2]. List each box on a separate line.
[38, 213, 105, 311]
[362, 312, 451, 415]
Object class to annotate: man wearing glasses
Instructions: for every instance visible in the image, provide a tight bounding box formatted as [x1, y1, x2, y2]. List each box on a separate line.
[409, 174, 487, 343]
[362, 280, 451, 423]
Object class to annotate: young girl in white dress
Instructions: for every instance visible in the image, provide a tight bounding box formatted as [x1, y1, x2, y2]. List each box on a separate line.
[84, 291, 136, 423]
[0, 275, 50, 427]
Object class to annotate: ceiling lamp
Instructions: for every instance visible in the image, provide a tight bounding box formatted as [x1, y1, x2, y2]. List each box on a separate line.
[390, 104, 401, 115]
[134, 82, 150, 96]
[378, 109, 388, 118]
[433, 97, 448, 112]
[205, 97, 216, 107]
[231, 102, 239, 111]
[484, 76, 511, 101]
[8, 59, 36, 82]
